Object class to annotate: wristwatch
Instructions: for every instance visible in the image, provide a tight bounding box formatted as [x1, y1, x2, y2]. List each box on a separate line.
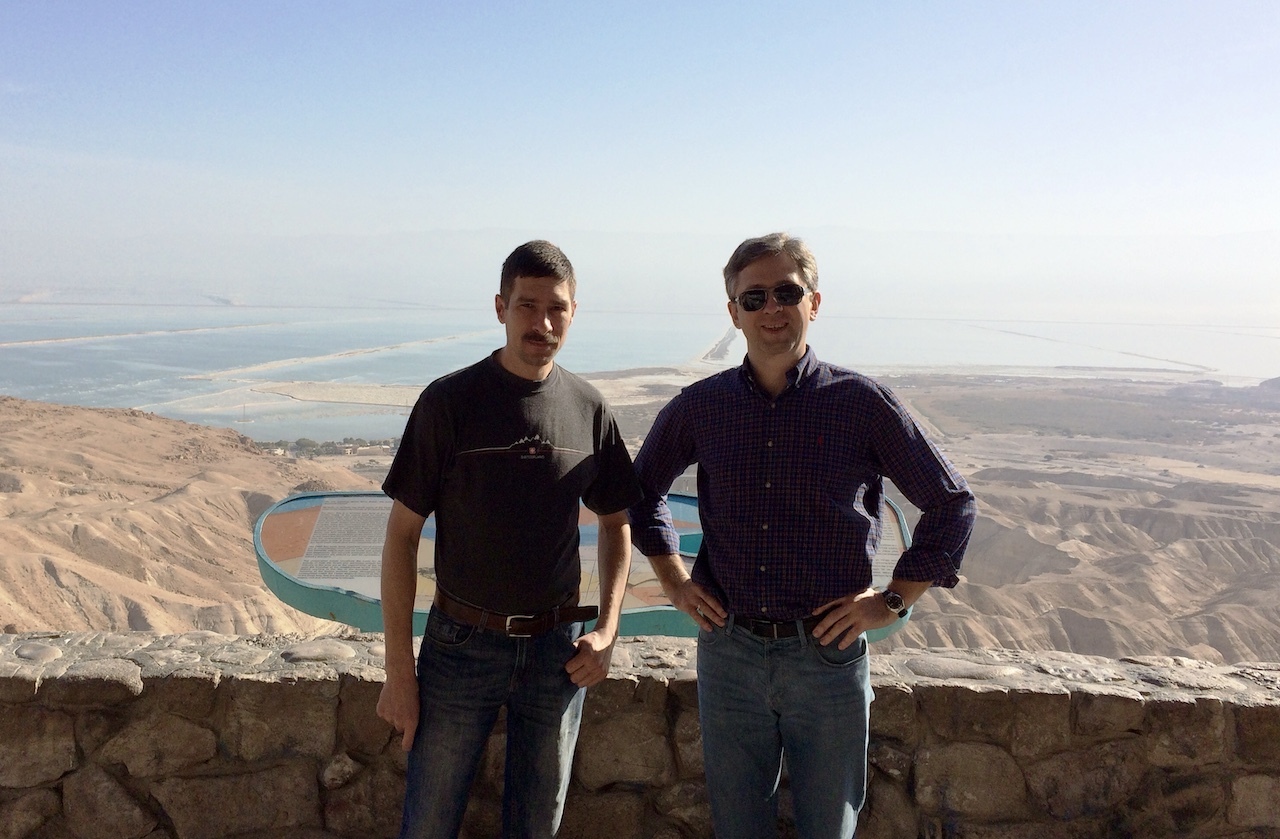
[881, 590, 909, 618]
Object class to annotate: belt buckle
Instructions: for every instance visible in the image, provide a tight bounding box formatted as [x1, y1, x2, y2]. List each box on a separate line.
[504, 614, 537, 637]
[752, 620, 779, 639]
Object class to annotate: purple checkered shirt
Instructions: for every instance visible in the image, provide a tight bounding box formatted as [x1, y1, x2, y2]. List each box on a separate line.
[629, 349, 976, 621]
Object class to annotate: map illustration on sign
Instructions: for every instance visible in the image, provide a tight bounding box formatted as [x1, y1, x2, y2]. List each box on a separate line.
[254, 490, 912, 640]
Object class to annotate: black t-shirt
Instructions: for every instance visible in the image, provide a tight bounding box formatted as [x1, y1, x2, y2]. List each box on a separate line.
[383, 353, 641, 613]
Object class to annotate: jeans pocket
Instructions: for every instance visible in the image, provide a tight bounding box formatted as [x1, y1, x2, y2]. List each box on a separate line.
[426, 608, 475, 648]
[697, 622, 723, 647]
[812, 633, 867, 668]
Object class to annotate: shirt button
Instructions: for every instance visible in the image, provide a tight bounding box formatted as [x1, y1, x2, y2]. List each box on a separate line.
[759, 565, 766, 572]
[767, 440, 774, 447]
[761, 523, 769, 530]
[765, 481, 772, 488]
[760, 606, 768, 614]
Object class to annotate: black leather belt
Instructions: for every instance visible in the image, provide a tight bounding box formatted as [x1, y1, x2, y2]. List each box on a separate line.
[433, 588, 598, 638]
[740, 615, 823, 639]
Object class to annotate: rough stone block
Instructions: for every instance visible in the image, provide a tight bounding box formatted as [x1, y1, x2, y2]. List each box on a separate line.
[915, 742, 1031, 821]
[0, 664, 41, 704]
[0, 789, 60, 839]
[933, 820, 1112, 838]
[1234, 702, 1280, 767]
[917, 683, 1014, 747]
[869, 682, 917, 745]
[1011, 688, 1071, 757]
[581, 676, 643, 724]
[859, 773, 916, 839]
[667, 674, 699, 711]
[1071, 685, 1145, 738]
[139, 670, 220, 719]
[152, 761, 322, 839]
[1123, 771, 1225, 836]
[868, 742, 913, 784]
[581, 674, 666, 725]
[0, 705, 77, 788]
[39, 658, 144, 706]
[323, 762, 403, 838]
[97, 713, 217, 777]
[218, 675, 338, 761]
[672, 706, 703, 779]
[62, 763, 157, 839]
[1145, 696, 1225, 768]
[560, 789, 646, 839]
[1023, 739, 1146, 819]
[1228, 774, 1280, 829]
[654, 779, 712, 837]
[76, 709, 127, 758]
[322, 753, 360, 790]
[337, 674, 393, 758]
[575, 708, 675, 790]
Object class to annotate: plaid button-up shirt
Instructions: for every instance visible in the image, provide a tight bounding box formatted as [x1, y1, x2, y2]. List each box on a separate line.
[629, 349, 976, 621]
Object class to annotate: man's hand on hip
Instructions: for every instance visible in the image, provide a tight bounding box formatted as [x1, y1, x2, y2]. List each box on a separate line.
[810, 587, 898, 649]
[668, 577, 727, 632]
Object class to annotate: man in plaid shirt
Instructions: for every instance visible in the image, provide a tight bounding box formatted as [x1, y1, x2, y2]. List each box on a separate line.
[629, 232, 975, 838]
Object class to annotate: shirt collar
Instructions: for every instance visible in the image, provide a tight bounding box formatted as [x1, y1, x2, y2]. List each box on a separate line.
[738, 346, 818, 396]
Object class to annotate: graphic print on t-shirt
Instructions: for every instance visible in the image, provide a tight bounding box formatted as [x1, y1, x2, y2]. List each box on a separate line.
[460, 435, 588, 462]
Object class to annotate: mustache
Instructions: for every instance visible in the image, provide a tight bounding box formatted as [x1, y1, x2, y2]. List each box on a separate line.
[522, 331, 559, 346]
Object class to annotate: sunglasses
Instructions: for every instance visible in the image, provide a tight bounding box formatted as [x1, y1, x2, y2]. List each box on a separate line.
[731, 282, 810, 312]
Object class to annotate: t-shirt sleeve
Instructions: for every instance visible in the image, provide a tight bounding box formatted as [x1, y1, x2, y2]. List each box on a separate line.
[581, 404, 643, 517]
[382, 385, 453, 519]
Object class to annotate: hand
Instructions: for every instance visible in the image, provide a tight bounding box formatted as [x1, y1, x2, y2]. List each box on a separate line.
[810, 587, 898, 649]
[376, 671, 420, 752]
[668, 577, 727, 632]
[566, 629, 615, 688]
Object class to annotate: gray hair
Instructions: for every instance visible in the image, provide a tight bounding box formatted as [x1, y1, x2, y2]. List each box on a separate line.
[723, 232, 819, 299]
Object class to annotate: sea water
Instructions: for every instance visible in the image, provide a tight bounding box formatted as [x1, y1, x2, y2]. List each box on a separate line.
[2, 303, 1277, 441]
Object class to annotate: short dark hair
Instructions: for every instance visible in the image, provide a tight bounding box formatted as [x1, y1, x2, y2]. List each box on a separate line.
[500, 240, 576, 300]
[723, 232, 818, 299]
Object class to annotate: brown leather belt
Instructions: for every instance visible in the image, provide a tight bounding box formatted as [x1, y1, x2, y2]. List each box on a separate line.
[433, 588, 599, 637]
[740, 615, 823, 639]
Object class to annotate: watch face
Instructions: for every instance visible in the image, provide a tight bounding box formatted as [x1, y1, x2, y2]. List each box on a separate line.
[883, 591, 906, 615]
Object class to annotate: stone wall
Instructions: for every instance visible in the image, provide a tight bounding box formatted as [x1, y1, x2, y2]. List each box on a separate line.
[2, 632, 1280, 839]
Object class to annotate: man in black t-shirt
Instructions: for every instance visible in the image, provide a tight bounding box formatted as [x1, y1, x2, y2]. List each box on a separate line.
[378, 241, 641, 839]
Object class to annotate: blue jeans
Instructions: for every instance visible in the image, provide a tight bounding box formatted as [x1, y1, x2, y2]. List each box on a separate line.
[400, 608, 586, 839]
[697, 617, 872, 839]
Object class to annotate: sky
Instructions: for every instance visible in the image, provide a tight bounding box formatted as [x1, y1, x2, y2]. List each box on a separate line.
[2, 1, 1278, 322]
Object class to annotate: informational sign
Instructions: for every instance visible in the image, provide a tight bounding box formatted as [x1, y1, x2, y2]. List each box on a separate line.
[255, 491, 912, 638]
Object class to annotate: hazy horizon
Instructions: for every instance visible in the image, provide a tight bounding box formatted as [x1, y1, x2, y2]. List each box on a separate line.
[3, 3, 1278, 329]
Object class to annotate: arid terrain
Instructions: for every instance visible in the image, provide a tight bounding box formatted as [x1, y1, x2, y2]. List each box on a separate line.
[3, 372, 1279, 664]
[0, 396, 377, 635]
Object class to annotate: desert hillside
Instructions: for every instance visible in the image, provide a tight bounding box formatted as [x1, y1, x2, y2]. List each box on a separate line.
[0, 395, 378, 635]
[3, 373, 1280, 665]
[881, 375, 1280, 664]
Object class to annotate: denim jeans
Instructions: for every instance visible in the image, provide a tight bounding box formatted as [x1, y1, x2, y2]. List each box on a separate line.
[697, 616, 872, 839]
[399, 608, 586, 839]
